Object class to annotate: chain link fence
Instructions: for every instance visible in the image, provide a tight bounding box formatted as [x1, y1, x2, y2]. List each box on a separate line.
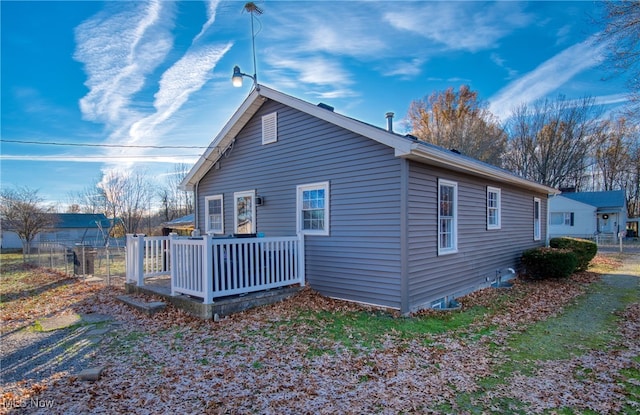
[593, 237, 640, 254]
[26, 242, 127, 287]
[23, 235, 638, 286]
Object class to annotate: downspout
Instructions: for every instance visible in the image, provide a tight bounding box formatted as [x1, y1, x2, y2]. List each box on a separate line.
[194, 180, 199, 235]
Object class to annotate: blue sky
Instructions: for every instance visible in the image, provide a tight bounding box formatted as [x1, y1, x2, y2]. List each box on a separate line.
[1, 1, 630, 206]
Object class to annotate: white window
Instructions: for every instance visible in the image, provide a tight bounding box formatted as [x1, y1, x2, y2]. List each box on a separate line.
[487, 186, 501, 230]
[296, 182, 329, 236]
[205, 195, 224, 234]
[262, 112, 277, 145]
[438, 179, 458, 255]
[234, 190, 256, 234]
[534, 197, 541, 241]
[550, 212, 574, 226]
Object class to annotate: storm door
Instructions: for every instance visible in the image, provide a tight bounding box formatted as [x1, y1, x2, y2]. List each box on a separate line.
[234, 190, 256, 234]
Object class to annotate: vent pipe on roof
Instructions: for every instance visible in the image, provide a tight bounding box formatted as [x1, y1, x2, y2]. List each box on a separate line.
[385, 112, 394, 132]
[318, 102, 334, 111]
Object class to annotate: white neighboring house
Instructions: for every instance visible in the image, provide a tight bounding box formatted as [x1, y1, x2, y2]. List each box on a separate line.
[549, 190, 628, 241]
[0, 230, 23, 249]
[548, 195, 597, 239]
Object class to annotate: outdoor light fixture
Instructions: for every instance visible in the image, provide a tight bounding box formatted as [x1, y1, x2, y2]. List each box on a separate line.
[232, 3, 262, 90]
[232, 65, 256, 88]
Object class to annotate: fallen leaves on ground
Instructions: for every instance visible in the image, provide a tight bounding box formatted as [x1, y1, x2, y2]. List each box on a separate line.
[1, 254, 637, 414]
[0, 265, 107, 334]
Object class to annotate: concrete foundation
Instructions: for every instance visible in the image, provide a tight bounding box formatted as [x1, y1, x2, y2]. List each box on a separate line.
[124, 281, 303, 320]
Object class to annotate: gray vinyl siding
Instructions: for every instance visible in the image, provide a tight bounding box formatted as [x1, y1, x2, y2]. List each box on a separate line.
[406, 161, 548, 311]
[197, 100, 404, 309]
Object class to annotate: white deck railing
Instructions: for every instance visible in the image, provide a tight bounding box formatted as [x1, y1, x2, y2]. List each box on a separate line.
[126, 234, 172, 283]
[126, 234, 305, 304]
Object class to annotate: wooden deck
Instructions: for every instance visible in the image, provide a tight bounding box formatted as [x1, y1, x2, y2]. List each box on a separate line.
[126, 234, 305, 305]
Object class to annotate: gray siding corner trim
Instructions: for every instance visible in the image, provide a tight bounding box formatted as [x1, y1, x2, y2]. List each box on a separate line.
[399, 158, 410, 313]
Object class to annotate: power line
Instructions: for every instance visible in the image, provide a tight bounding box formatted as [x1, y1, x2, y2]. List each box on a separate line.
[2, 155, 201, 159]
[0, 139, 212, 149]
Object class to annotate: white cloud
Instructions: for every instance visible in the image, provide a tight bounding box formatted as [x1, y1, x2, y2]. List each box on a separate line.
[265, 54, 356, 98]
[305, 20, 387, 58]
[259, 1, 398, 93]
[488, 36, 607, 121]
[266, 3, 390, 59]
[74, 0, 175, 125]
[0, 154, 197, 163]
[384, 2, 532, 52]
[73, 0, 231, 172]
[490, 53, 518, 79]
[128, 43, 233, 143]
[193, 0, 222, 44]
[382, 58, 425, 78]
[314, 88, 358, 100]
[594, 93, 629, 106]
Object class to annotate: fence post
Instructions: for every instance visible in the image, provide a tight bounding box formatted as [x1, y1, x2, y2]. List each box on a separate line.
[619, 231, 624, 253]
[297, 233, 305, 286]
[202, 234, 214, 304]
[106, 243, 111, 286]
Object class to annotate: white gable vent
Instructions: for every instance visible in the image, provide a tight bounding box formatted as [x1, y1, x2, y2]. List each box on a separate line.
[262, 112, 277, 145]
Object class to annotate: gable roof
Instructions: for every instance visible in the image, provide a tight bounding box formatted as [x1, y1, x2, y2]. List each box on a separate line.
[51, 213, 109, 229]
[180, 85, 558, 195]
[550, 195, 598, 210]
[561, 190, 626, 210]
[162, 213, 195, 230]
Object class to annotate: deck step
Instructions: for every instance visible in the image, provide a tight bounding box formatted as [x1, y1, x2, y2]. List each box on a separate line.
[116, 295, 166, 315]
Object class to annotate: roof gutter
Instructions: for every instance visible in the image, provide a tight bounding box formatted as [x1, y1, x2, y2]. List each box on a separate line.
[405, 142, 559, 196]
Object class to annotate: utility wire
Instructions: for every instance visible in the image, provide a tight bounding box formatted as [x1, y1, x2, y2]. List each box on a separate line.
[0, 139, 212, 149]
[2, 155, 201, 159]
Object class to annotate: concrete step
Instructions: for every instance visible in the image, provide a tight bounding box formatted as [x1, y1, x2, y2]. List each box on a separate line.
[116, 295, 166, 315]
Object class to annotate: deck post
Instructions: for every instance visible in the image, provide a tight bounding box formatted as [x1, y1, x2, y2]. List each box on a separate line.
[133, 233, 146, 287]
[125, 234, 134, 283]
[134, 234, 145, 286]
[297, 233, 305, 285]
[170, 233, 178, 296]
[202, 234, 214, 304]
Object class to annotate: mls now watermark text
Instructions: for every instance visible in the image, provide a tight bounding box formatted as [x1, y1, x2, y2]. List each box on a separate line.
[2, 397, 55, 409]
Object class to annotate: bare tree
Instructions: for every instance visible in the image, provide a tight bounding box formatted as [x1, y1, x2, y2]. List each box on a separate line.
[67, 177, 107, 214]
[598, 1, 640, 117]
[504, 96, 604, 189]
[66, 204, 82, 213]
[407, 85, 507, 165]
[98, 170, 153, 235]
[158, 163, 193, 222]
[628, 137, 640, 217]
[594, 117, 634, 190]
[0, 187, 57, 261]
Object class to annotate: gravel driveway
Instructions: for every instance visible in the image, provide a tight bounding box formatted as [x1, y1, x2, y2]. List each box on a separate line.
[1, 313, 114, 392]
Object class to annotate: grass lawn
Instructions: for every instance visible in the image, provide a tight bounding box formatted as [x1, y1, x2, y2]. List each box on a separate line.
[1, 252, 638, 414]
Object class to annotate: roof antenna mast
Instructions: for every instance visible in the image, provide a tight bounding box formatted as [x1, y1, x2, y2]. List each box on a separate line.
[232, 2, 263, 90]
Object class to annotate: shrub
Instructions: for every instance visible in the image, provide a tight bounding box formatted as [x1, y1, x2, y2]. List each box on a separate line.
[549, 237, 597, 271]
[521, 247, 578, 279]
